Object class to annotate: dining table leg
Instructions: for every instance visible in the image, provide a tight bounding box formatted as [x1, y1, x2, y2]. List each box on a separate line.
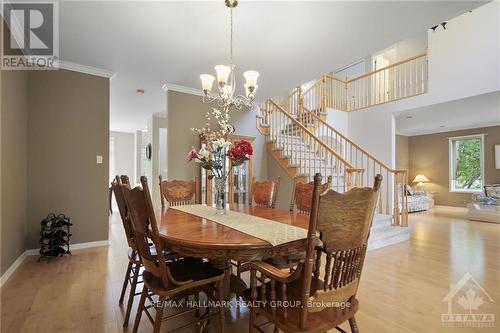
[212, 260, 232, 300]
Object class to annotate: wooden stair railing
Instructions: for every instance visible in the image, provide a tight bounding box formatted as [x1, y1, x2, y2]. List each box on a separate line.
[260, 52, 428, 113]
[346, 52, 428, 111]
[260, 100, 364, 193]
[301, 108, 408, 225]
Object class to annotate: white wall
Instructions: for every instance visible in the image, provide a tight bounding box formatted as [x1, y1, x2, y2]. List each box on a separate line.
[341, 1, 499, 185]
[334, 59, 366, 81]
[348, 107, 395, 168]
[110, 131, 135, 183]
[394, 32, 427, 61]
[334, 32, 427, 79]
[363, 1, 500, 115]
[325, 108, 349, 137]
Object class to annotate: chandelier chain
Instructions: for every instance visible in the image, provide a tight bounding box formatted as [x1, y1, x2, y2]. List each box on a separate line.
[230, 8, 233, 64]
[199, 1, 257, 110]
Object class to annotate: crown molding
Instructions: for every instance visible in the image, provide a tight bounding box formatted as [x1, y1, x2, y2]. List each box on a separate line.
[161, 83, 205, 97]
[56, 60, 116, 79]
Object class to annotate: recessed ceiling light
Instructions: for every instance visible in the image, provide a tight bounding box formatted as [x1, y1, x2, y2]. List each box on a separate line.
[136, 89, 145, 95]
[405, 115, 413, 119]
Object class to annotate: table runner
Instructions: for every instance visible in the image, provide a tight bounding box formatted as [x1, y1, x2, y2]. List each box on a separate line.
[171, 204, 308, 246]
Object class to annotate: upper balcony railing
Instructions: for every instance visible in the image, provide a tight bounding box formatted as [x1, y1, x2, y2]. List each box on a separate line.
[262, 52, 428, 113]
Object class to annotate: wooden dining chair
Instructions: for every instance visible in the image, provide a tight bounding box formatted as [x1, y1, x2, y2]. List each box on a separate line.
[113, 175, 180, 328]
[111, 175, 143, 328]
[121, 176, 226, 333]
[250, 177, 280, 208]
[290, 175, 332, 214]
[241, 173, 382, 333]
[233, 177, 281, 278]
[159, 176, 199, 207]
[267, 175, 332, 271]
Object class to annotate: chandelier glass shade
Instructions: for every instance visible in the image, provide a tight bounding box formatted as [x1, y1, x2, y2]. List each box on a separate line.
[199, 0, 259, 110]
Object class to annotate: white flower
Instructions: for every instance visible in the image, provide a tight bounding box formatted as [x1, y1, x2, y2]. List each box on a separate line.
[198, 147, 210, 160]
[212, 138, 232, 148]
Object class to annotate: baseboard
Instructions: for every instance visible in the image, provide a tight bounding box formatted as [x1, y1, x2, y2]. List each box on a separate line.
[0, 252, 27, 288]
[0, 240, 110, 287]
[25, 240, 109, 256]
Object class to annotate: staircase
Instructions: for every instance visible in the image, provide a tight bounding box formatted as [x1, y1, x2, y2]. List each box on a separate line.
[261, 101, 365, 194]
[368, 214, 410, 250]
[254, 53, 430, 246]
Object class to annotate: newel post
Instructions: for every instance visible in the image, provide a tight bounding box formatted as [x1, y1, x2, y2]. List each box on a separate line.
[392, 171, 401, 226]
[400, 171, 409, 227]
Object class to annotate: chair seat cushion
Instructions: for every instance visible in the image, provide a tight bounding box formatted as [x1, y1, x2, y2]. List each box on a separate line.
[143, 257, 224, 296]
[243, 277, 358, 333]
[168, 258, 223, 282]
[128, 246, 181, 264]
[265, 252, 305, 269]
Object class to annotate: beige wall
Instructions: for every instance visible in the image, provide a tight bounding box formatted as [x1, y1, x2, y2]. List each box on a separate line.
[396, 135, 409, 170]
[1, 70, 29, 275]
[166, 91, 267, 181]
[26, 70, 110, 249]
[409, 125, 500, 207]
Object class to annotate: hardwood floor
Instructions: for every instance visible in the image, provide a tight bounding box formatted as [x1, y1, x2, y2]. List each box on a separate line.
[1, 206, 498, 332]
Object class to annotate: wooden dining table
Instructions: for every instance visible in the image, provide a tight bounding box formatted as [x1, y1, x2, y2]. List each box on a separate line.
[156, 204, 310, 296]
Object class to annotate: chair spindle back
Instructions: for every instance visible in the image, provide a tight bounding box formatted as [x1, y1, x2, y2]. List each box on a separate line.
[121, 176, 171, 288]
[290, 176, 332, 214]
[111, 175, 135, 249]
[159, 176, 198, 207]
[250, 177, 280, 208]
[305, 174, 382, 321]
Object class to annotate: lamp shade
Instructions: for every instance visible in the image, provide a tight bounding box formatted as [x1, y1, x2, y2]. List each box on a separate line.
[412, 174, 430, 183]
[243, 70, 259, 88]
[200, 74, 215, 92]
[214, 65, 231, 84]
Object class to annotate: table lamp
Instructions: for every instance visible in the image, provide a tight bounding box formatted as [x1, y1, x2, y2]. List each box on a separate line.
[412, 174, 430, 192]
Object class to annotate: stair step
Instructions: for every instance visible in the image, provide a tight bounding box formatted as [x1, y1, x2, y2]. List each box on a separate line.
[367, 227, 410, 251]
[371, 214, 393, 231]
[370, 225, 408, 240]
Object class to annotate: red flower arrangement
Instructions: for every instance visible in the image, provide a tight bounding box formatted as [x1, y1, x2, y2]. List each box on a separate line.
[228, 140, 253, 166]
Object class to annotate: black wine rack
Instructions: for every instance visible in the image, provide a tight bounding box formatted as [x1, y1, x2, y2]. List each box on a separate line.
[39, 213, 72, 261]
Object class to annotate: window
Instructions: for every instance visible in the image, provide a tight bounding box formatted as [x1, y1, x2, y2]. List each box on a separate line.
[449, 134, 484, 192]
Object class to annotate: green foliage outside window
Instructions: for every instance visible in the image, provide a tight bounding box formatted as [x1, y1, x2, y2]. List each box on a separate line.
[454, 138, 482, 190]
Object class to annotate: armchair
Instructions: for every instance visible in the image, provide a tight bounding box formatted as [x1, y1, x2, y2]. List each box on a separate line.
[241, 173, 382, 333]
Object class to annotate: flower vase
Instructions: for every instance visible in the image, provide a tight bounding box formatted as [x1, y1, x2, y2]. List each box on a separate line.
[214, 177, 226, 214]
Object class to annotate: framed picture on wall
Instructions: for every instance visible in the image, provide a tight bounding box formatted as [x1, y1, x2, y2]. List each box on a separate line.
[495, 144, 500, 169]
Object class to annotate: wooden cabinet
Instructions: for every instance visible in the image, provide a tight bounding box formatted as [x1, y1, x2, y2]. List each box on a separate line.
[200, 135, 255, 206]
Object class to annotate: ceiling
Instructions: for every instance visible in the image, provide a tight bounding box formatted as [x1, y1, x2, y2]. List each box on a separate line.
[396, 90, 500, 136]
[58, 1, 487, 133]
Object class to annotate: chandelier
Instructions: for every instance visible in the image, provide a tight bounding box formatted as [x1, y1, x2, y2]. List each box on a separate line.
[199, 0, 259, 110]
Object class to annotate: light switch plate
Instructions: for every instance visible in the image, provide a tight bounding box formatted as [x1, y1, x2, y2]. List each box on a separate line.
[96, 155, 103, 164]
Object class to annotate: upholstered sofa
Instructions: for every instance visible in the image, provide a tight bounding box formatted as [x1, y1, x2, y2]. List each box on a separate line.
[467, 184, 500, 223]
[399, 185, 432, 213]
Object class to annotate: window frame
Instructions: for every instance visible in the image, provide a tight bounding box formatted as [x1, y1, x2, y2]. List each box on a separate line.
[448, 134, 485, 193]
